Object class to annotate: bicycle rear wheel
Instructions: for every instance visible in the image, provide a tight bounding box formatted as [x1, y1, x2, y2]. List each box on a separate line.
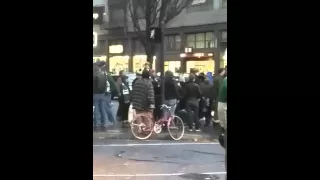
[130, 114, 154, 140]
[167, 115, 185, 140]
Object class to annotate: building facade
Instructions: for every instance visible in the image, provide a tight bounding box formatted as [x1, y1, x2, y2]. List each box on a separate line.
[94, 0, 227, 75]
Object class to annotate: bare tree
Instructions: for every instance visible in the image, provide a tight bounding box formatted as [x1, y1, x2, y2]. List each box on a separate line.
[127, 0, 192, 68]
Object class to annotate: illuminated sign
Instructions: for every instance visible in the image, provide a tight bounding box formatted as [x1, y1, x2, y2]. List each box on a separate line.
[93, 13, 99, 19]
[93, 32, 98, 47]
[194, 53, 205, 58]
[185, 47, 193, 53]
[109, 45, 123, 54]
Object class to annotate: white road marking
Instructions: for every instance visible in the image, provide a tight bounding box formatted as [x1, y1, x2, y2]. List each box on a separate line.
[93, 142, 219, 147]
[93, 172, 226, 177]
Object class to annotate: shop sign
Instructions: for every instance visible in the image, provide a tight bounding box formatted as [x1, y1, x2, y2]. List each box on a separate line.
[192, 0, 207, 5]
[185, 47, 193, 53]
[109, 45, 123, 54]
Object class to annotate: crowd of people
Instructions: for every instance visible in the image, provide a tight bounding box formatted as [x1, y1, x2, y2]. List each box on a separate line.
[93, 60, 227, 134]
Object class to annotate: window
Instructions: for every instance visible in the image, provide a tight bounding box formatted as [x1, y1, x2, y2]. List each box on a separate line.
[221, 0, 227, 8]
[187, 34, 195, 48]
[134, 39, 145, 53]
[196, 33, 205, 48]
[110, 6, 124, 22]
[221, 31, 227, 42]
[165, 35, 181, 50]
[187, 32, 216, 49]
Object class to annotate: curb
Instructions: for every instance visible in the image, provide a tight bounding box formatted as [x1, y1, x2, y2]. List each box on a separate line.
[93, 130, 217, 142]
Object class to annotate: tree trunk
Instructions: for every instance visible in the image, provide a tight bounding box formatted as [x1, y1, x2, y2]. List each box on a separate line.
[146, 53, 153, 69]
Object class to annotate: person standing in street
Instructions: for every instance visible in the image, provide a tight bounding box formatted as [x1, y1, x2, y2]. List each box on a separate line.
[164, 70, 180, 115]
[116, 75, 131, 125]
[93, 62, 108, 131]
[211, 68, 226, 124]
[104, 72, 116, 125]
[199, 76, 213, 127]
[131, 69, 155, 129]
[217, 76, 227, 178]
[183, 74, 202, 132]
[116, 70, 124, 96]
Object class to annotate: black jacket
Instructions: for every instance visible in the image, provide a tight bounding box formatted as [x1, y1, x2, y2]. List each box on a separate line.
[199, 80, 212, 98]
[164, 77, 180, 100]
[183, 81, 202, 101]
[93, 71, 107, 94]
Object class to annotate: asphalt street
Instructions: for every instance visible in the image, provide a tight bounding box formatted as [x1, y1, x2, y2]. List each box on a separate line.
[93, 139, 226, 180]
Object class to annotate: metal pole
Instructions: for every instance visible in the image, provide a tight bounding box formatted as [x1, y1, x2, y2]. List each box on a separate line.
[159, 21, 165, 104]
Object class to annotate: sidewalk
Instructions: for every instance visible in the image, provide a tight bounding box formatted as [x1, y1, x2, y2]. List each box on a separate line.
[93, 125, 220, 142]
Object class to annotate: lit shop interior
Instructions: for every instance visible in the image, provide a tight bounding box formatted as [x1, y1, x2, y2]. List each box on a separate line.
[93, 56, 107, 63]
[164, 61, 181, 76]
[180, 52, 227, 74]
[133, 55, 156, 73]
[109, 55, 129, 74]
[181, 53, 215, 73]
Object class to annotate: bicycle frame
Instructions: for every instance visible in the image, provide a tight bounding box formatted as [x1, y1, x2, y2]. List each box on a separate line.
[157, 103, 178, 125]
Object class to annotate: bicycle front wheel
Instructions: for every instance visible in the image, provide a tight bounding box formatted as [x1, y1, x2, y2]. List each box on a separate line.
[130, 114, 154, 140]
[167, 115, 185, 140]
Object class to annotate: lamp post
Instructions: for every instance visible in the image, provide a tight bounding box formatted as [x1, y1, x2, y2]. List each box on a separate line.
[159, 21, 165, 104]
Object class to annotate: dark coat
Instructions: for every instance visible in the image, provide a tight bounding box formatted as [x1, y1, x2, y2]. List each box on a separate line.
[131, 78, 155, 111]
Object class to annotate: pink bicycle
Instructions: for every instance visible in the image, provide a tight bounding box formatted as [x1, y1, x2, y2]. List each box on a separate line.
[130, 103, 185, 140]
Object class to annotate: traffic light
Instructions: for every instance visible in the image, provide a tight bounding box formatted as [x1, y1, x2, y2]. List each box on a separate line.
[149, 27, 162, 43]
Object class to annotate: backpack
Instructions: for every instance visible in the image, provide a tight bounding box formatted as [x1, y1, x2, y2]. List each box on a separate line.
[121, 83, 130, 104]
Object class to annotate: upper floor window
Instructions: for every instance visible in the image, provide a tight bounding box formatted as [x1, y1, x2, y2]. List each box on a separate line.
[133, 39, 145, 53]
[187, 32, 217, 49]
[221, 0, 227, 8]
[110, 6, 124, 22]
[221, 31, 227, 42]
[165, 35, 181, 51]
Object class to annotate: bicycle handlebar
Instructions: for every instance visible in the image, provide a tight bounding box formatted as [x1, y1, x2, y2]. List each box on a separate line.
[159, 101, 179, 110]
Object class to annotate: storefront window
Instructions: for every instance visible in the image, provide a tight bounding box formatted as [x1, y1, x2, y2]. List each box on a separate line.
[109, 56, 129, 74]
[186, 59, 214, 73]
[133, 55, 156, 73]
[164, 61, 181, 75]
[93, 56, 107, 63]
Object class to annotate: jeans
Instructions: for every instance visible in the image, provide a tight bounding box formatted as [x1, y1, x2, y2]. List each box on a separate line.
[164, 99, 177, 115]
[218, 102, 227, 129]
[225, 127, 227, 179]
[105, 93, 115, 123]
[93, 94, 108, 127]
[186, 100, 200, 130]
